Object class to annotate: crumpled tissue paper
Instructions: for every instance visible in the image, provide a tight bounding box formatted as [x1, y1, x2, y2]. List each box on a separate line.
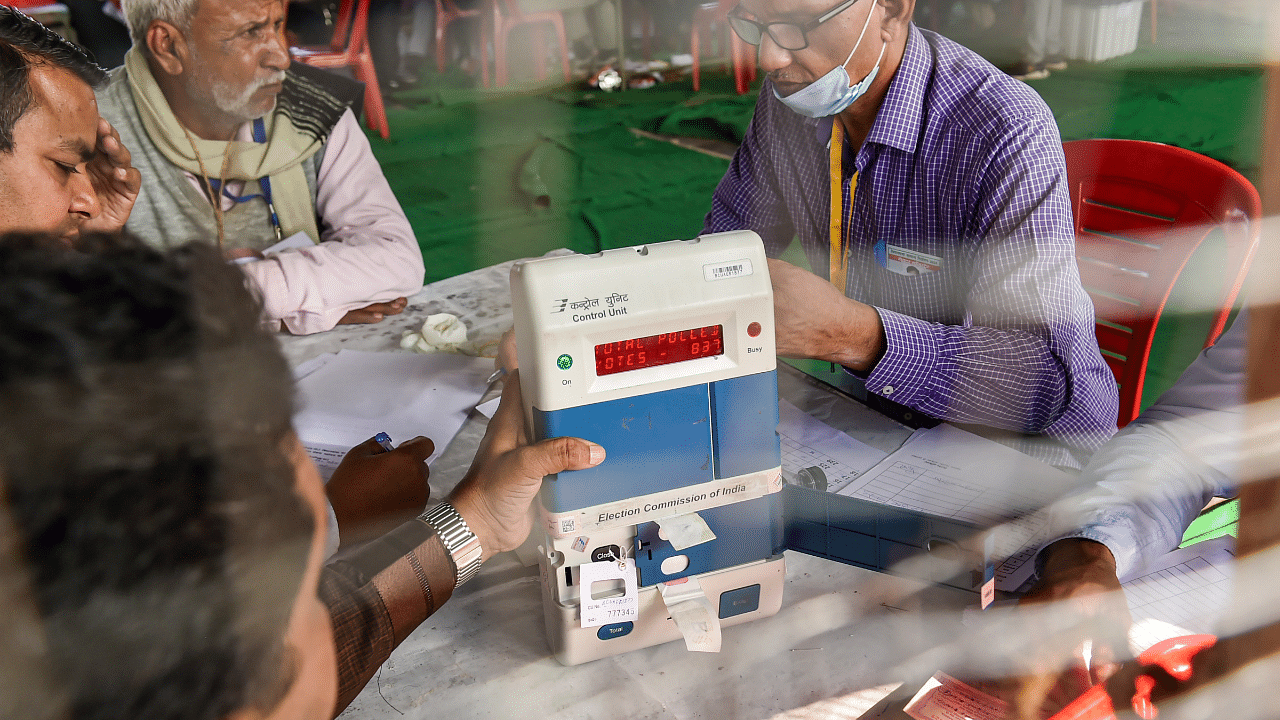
[400, 313, 468, 354]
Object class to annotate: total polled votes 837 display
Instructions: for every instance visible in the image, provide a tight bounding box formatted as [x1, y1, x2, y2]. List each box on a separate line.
[594, 324, 725, 376]
[509, 231, 788, 665]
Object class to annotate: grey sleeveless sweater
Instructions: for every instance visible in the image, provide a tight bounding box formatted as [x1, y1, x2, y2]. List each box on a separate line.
[96, 66, 324, 253]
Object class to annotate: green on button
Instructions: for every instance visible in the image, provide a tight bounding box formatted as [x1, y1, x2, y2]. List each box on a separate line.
[557, 354, 573, 370]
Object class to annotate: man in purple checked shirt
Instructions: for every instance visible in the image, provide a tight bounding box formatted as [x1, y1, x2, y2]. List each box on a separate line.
[707, 0, 1118, 468]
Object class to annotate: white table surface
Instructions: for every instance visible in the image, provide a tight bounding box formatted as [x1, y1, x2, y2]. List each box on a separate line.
[278, 258, 977, 720]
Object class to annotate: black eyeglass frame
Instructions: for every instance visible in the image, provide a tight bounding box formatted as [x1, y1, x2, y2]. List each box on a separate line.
[728, 0, 863, 52]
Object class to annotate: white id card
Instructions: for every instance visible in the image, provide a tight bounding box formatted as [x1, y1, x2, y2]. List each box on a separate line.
[578, 560, 639, 628]
[884, 243, 942, 276]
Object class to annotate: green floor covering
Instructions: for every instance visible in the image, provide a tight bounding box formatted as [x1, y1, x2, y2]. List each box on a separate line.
[365, 3, 1264, 415]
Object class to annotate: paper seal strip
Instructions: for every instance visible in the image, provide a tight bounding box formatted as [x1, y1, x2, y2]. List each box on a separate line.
[541, 467, 782, 539]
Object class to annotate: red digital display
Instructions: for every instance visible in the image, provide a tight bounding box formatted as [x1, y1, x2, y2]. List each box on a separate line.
[595, 324, 724, 376]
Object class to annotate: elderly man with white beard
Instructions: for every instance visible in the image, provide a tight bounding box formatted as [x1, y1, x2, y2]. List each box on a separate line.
[99, 0, 425, 335]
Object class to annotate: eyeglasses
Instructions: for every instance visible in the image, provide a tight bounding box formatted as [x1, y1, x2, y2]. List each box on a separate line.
[728, 0, 862, 51]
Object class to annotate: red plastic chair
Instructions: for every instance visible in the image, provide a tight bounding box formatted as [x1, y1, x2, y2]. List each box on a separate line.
[1064, 139, 1261, 427]
[691, 0, 755, 94]
[435, 0, 488, 84]
[491, 0, 573, 87]
[290, 0, 390, 139]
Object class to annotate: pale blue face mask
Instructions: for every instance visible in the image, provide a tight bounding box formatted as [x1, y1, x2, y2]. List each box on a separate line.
[773, 2, 887, 118]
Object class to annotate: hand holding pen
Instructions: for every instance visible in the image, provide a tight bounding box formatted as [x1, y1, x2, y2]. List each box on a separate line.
[374, 431, 396, 452]
[326, 433, 435, 547]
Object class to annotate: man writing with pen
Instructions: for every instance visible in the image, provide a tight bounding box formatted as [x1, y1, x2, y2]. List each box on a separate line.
[0, 13, 594, 718]
[0, 234, 606, 719]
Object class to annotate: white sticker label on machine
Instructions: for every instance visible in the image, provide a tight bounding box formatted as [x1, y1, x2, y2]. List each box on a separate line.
[702, 258, 754, 282]
[655, 513, 716, 551]
[578, 560, 639, 628]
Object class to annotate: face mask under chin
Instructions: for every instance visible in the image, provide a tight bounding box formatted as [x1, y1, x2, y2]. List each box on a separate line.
[773, 3, 886, 118]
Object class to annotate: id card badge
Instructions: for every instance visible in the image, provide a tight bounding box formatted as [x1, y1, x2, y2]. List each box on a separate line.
[578, 559, 639, 628]
[875, 239, 943, 276]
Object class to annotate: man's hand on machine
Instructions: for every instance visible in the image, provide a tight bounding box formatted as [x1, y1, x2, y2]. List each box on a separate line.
[449, 369, 604, 561]
[496, 328, 519, 373]
[767, 258, 886, 371]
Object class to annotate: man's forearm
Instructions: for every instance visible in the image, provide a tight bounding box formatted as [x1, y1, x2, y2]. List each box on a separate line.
[1039, 538, 1118, 582]
[322, 520, 457, 715]
[804, 299, 886, 371]
[865, 311, 1098, 432]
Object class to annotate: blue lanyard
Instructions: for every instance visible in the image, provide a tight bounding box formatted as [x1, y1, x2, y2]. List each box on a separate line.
[207, 118, 283, 243]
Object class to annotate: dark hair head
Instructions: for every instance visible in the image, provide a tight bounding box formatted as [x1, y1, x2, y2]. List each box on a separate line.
[0, 7, 107, 152]
[0, 233, 314, 720]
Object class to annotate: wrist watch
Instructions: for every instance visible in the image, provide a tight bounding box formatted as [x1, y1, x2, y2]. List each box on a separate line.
[419, 502, 483, 587]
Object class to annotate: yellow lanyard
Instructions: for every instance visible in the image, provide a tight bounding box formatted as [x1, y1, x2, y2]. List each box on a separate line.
[828, 122, 857, 293]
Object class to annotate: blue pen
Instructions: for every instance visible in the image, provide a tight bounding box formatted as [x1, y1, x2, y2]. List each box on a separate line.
[373, 432, 395, 453]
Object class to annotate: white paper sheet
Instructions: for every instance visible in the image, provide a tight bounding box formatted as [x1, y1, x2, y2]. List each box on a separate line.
[305, 441, 350, 481]
[293, 349, 491, 466]
[265, 231, 316, 255]
[904, 672, 1008, 720]
[836, 424, 1079, 591]
[292, 352, 334, 382]
[778, 399, 889, 493]
[475, 396, 501, 419]
[1124, 536, 1235, 653]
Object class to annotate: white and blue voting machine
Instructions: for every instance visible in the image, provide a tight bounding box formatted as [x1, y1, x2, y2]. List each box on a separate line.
[511, 231, 786, 665]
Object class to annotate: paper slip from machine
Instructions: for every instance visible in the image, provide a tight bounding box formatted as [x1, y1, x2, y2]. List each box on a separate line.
[836, 424, 1080, 592]
[778, 399, 890, 492]
[659, 577, 722, 653]
[293, 349, 492, 471]
[904, 672, 1007, 720]
[542, 466, 782, 538]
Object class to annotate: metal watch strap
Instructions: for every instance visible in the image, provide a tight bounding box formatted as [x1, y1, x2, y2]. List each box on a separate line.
[419, 502, 483, 587]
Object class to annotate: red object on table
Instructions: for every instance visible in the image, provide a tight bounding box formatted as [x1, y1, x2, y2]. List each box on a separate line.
[1063, 139, 1261, 427]
[1048, 634, 1218, 720]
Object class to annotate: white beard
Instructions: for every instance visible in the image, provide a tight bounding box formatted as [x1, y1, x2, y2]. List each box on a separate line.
[209, 70, 286, 120]
[188, 44, 287, 122]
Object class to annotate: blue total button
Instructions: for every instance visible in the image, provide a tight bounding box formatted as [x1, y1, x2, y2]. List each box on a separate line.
[596, 622, 634, 640]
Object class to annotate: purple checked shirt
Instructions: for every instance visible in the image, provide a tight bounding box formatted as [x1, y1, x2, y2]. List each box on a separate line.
[705, 24, 1118, 467]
